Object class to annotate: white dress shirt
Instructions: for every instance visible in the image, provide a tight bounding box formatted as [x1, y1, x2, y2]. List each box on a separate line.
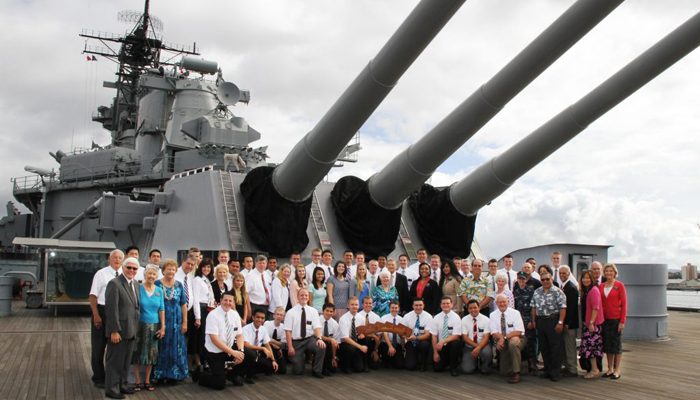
[194, 276, 215, 307]
[408, 262, 422, 275]
[358, 309, 381, 324]
[429, 311, 462, 339]
[499, 269, 518, 291]
[134, 265, 163, 283]
[337, 311, 366, 341]
[380, 313, 405, 344]
[429, 268, 441, 283]
[205, 306, 242, 353]
[461, 313, 490, 343]
[89, 265, 121, 305]
[398, 267, 419, 288]
[243, 322, 271, 346]
[322, 316, 340, 343]
[175, 267, 200, 319]
[401, 311, 433, 336]
[263, 320, 286, 342]
[246, 268, 271, 305]
[488, 307, 525, 336]
[268, 279, 289, 313]
[284, 304, 322, 340]
[304, 263, 320, 283]
[366, 273, 379, 291]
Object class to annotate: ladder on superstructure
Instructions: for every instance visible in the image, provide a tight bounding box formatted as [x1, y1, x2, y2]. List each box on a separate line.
[399, 219, 417, 259]
[220, 172, 244, 250]
[310, 192, 332, 251]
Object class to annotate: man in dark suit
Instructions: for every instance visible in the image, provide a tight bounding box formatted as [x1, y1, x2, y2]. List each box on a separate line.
[104, 257, 141, 399]
[377, 259, 410, 315]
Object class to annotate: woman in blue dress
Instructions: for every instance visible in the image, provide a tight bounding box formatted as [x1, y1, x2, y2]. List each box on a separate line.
[153, 259, 189, 382]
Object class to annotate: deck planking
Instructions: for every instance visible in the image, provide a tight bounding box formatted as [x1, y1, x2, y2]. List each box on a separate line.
[0, 302, 698, 400]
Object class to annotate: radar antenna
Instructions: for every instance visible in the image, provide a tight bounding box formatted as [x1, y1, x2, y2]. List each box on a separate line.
[79, 0, 200, 148]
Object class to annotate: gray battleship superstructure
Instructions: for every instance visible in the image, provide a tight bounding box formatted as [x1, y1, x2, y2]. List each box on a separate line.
[2, 0, 700, 302]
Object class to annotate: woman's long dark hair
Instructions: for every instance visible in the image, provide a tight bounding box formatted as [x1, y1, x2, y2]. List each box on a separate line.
[195, 257, 214, 281]
[439, 259, 461, 287]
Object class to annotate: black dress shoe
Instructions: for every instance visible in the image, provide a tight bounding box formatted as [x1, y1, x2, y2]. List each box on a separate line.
[322, 370, 332, 376]
[120, 387, 136, 395]
[244, 377, 255, 384]
[232, 376, 244, 386]
[312, 372, 325, 379]
[450, 369, 460, 377]
[105, 391, 125, 399]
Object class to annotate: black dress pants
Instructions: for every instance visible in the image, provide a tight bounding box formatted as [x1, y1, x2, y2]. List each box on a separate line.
[537, 315, 563, 379]
[404, 340, 431, 370]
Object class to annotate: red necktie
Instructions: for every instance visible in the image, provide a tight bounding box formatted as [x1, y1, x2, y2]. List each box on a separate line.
[473, 317, 478, 343]
[261, 272, 270, 304]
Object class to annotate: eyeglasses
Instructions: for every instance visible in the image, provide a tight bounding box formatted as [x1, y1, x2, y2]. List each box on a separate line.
[124, 266, 139, 271]
[541, 278, 551, 282]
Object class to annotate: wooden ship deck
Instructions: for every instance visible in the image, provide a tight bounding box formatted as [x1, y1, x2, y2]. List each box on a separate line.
[0, 302, 696, 400]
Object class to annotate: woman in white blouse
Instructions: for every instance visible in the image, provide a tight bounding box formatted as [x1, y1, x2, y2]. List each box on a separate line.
[269, 264, 292, 315]
[193, 258, 215, 372]
[490, 272, 514, 313]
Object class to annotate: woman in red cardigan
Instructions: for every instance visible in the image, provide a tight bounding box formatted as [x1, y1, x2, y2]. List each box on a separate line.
[600, 263, 627, 380]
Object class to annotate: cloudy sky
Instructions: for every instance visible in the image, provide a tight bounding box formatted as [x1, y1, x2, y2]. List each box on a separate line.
[1, 0, 698, 268]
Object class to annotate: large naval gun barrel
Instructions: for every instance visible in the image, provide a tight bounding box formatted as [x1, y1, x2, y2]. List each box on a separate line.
[331, 0, 622, 258]
[240, 0, 466, 256]
[412, 10, 700, 257]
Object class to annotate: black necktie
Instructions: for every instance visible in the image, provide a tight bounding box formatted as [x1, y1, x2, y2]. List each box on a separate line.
[324, 320, 329, 337]
[272, 327, 279, 340]
[300, 307, 307, 338]
[351, 316, 357, 341]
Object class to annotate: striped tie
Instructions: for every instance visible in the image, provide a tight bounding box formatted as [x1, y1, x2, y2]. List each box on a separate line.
[183, 275, 190, 305]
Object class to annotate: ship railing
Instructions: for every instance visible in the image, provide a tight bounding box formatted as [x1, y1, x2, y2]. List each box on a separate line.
[11, 175, 55, 192]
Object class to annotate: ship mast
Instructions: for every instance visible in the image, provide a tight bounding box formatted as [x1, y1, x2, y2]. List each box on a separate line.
[79, 0, 199, 148]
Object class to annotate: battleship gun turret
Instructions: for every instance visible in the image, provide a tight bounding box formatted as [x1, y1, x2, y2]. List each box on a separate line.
[4, 0, 700, 286]
[240, 0, 466, 256]
[331, 0, 623, 258]
[409, 9, 700, 258]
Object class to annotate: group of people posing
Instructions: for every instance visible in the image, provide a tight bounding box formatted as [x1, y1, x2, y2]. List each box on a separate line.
[89, 246, 627, 397]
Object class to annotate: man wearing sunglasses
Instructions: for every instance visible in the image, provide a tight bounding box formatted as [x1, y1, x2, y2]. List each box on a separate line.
[531, 272, 567, 382]
[104, 257, 141, 399]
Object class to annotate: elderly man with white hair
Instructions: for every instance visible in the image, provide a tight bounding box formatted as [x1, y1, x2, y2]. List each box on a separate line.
[489, 293, 526, 384]
[88, 249, 124, 389]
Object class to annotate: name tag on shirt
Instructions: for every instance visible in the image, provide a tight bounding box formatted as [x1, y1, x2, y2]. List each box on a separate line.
[478, 328, 484, 333]
[507, 323, 514, 328]
[233, 327, 239, 331]
[306, 321, 312, 325]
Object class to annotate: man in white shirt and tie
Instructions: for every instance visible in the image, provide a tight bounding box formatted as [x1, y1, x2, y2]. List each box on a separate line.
[88, 249, 123, 388]
[305, 249, 323, 284]
[397, 254, 419, 288]
[246, 255, 272, 316]
[591, 261, 605, 285]
[348, 251, 365, 279]
[321, 250, 334, 280]
[242, 309, 279, 383]
[429, 254, 442, 283]
[197, 291, 247, 390]
[490, 293, 526, 383]
[430, 297, 462, 376]
[366, 260, 380, 292]
[263, 307, 288, 374]
[461, 299, 491, 374]
[459, 258, 473, 279]
[337, 297, 372, 373]
[379, 301, 405, 369]
[551, 251, 578, 287]
[320, 303, 340, 376]
[408, 248, 428, 274]
[500, 254, 518, 291]
[240, 256, 254, 278]
[174, 254, 201, 372]
[284, 289, 326, 378]
[402, 298, 433, 371]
